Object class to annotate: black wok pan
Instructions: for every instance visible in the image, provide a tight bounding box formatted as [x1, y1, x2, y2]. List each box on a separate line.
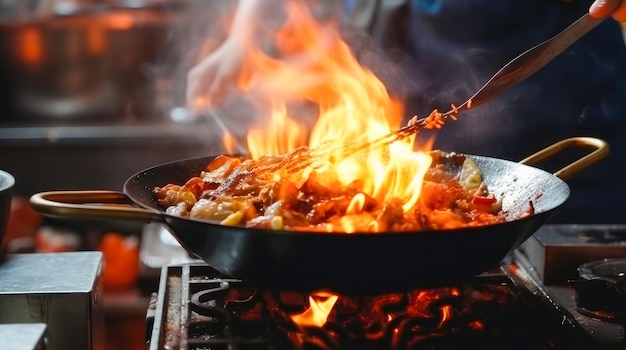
[30, 137, 608, 295]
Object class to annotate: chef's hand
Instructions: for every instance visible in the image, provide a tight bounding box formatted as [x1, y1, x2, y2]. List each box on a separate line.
[589, 0, 626, 21]
[186, 0, 271, 111]
[186, 36, 249, 111]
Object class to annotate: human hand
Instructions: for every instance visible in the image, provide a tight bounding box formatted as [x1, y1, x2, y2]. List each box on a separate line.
[589, 0, 626, 21]
[186, 36, 250, 111]
[186, 0, 272, 112]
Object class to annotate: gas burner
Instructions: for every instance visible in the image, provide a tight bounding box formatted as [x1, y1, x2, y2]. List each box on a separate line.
[515, 224, 626, 345]
[569, 258, 626, 323]
[146, 262, 603, 350]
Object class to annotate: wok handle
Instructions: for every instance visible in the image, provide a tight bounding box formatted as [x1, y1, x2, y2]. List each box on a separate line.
[30, 190, 163, 223]
[519, 137, 609, 180]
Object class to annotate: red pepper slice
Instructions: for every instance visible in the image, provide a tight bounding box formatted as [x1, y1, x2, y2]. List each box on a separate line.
[473, 196, 497, 205]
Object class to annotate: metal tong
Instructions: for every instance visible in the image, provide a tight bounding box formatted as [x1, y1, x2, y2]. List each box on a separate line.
[259, 13, 608, 174]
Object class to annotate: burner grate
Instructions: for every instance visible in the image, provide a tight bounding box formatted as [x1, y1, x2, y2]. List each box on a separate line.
[147, 263, 605, 350]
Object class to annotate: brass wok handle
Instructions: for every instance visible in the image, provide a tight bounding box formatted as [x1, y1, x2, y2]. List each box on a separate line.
[30, 190, 162, 223]
[519, 137, 609, 180]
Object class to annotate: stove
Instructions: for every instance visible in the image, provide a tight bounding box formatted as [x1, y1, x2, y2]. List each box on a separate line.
[145, 225, 626, 350]
[0, 251, 104, 350]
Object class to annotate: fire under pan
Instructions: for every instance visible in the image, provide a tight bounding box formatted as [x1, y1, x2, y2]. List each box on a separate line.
[146, 257, 623, 350]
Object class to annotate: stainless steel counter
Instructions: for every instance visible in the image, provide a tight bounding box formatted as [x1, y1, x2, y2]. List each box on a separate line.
[0, 323, 48, 350]
[0, 251, 104, 350]
[518, 224, 626, 284]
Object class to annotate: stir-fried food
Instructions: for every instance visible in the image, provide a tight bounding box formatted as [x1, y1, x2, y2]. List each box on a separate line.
[153, 149, 510, 232]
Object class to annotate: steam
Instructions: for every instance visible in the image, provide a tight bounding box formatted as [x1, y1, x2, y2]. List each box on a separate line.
[154, 0, 503, 156]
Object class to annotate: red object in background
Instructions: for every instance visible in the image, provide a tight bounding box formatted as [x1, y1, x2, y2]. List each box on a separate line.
[7, 197, 42, 237]
[5, 196, 43, 252]
[98, 232, 140, 290]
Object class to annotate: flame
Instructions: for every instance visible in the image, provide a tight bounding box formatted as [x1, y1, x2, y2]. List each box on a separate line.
[438, 305, 453, 328]
[218, 1, 434, 231]
[291, 292, 339, 328]
[222, 130, 239, 154]
[469, 320, 485, 331]
[247, 103, 308, 157]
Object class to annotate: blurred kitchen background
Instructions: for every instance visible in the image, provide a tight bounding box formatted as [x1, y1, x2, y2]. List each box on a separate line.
[0, 1, 625, 349]
[0, 1, 236, 349]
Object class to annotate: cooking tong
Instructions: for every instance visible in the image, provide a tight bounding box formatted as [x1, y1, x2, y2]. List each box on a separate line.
[256, 12, 608, 174]
[384, 12, 607, 144]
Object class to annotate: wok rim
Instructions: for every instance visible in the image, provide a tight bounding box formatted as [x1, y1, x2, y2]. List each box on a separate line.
[122, 152, 570, 238]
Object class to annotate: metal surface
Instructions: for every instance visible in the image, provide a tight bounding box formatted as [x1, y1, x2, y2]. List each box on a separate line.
[569, 258, 626, 324]
[514, 224, 626, 344]
[139, 222, 200, 280]
[0, 323, 48, 350]
[0, 169, 14, 256]
[0, 251, 104, 350]
[146, 265, 183, 350]
[518, 225, 626, 284]
[29, 137, 608, 294]
[508, 249, 625, 346]
[147, 259, 623, 349]
[0, 6, 181, 122]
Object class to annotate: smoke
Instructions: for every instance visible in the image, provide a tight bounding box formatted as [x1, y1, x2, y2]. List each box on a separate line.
[153, 0, 235, 112]
[152, 0, 492, 155]
[153, 1, 354, 149]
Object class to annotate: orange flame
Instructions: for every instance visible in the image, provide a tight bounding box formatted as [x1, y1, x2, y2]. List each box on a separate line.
[438, 305, 453, 328]
[223, 1, 433, 230]
[291, 292, 339, 328]
[247, 103, 308, 157]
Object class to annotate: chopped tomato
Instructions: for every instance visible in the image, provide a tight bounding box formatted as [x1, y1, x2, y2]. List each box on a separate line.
[473, 196, 497, 205]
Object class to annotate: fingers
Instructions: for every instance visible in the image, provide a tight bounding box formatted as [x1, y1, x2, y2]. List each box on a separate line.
[589, 0, 626, 21]
[186, 38, 249, 112]
[614, 2, 626, 21]
[186, 65, 213, 113]
[207, 76, 229, 108]
[186, 59, 231, 112]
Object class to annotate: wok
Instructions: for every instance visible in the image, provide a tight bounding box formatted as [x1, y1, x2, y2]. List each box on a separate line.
[30, 137, 608, 295]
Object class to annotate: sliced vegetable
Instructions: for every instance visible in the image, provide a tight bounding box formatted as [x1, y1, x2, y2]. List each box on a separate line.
[459, 157, 482, 190]
[473, 196, 497, 205]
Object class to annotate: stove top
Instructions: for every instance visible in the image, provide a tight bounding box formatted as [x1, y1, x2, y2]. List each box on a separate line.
[144, 225, 626, 350]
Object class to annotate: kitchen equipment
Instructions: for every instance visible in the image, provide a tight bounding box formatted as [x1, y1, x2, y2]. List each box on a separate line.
[518, 225, 626, 284]
[569, 258, 626, 323]
[241, 13, 609, 182]
[0, 323, 48, 350]
[145, 241, 626, 350]
[0, 4, 183, 122]
[512, 226, 626, 344]
[0, 169, 15, 257]
[358, 13, 609, 146]
[0, 251, 104, 350]
[29, 137, 608, 294]
[437, 13, 607, 118]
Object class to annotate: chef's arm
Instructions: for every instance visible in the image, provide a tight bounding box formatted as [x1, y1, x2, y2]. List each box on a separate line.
[186, 0, 284, 110]
[589, 0, 626, 21]
[226, 0, 275, 40]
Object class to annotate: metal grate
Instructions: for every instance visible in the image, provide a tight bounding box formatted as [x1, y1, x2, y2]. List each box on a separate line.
[147, 262, 601, 350]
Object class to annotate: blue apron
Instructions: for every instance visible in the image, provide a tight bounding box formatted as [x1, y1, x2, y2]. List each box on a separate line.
[342, 0, 626, 224]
